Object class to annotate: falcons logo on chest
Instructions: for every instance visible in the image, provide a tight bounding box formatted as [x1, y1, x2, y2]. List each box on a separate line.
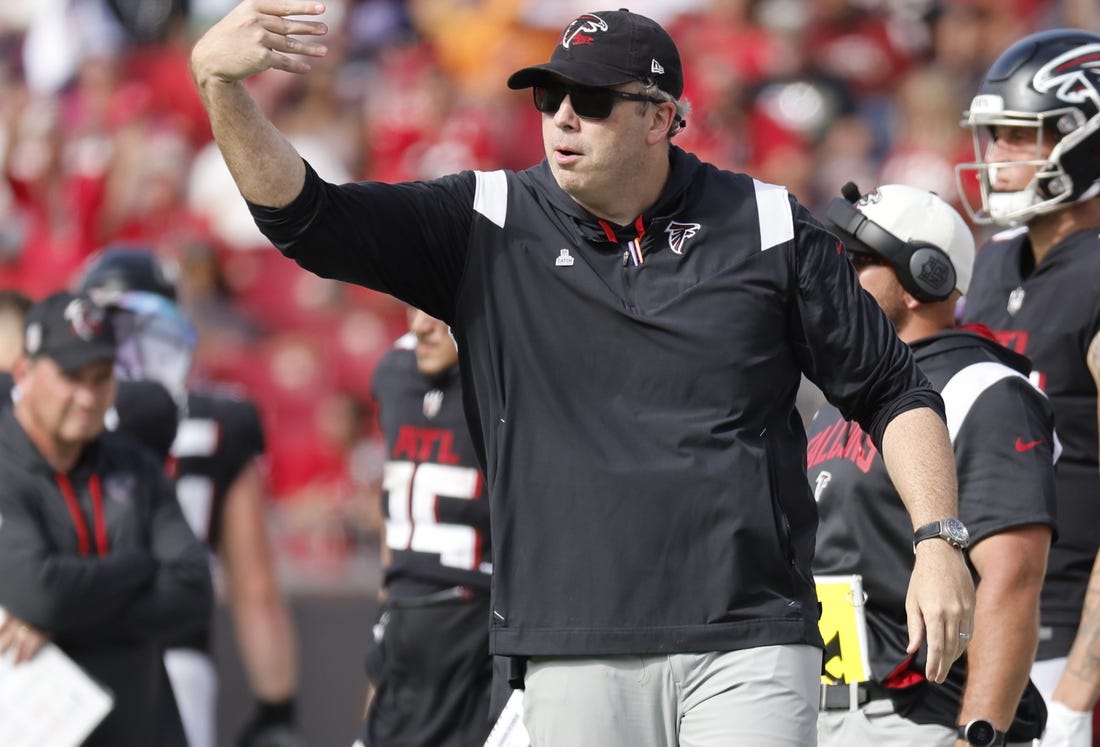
[666, 221, 701, 255]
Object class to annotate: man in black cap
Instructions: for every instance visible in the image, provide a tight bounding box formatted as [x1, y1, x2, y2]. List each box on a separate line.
[0, 291, 212, 747]
[191, 5, 974, 744]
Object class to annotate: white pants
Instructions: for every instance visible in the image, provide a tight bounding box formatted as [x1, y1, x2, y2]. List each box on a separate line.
[522, 645, 820, 747]
[164, 648, 218, 747]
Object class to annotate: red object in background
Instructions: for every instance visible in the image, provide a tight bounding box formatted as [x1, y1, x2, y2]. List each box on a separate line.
[124, 44, 213, 147]
[807, 14, 922, 98]
[0, 171, 107, 299]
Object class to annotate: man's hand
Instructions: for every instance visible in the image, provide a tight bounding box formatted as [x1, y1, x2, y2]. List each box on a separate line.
[190, 0, 329, 86]
[906, 540, 976, 683]
[0, 614, 49, 664]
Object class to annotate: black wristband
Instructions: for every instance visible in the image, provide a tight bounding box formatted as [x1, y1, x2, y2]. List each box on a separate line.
[236, 698, 300, 747]
[253, 698, 296, 728]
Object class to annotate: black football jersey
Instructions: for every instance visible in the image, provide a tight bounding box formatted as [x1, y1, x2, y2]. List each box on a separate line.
[170, 388, 266, 550]
[960, 227, 1100, 637]
[810, 329, 1056, 735]
[371, 346, 490, 596]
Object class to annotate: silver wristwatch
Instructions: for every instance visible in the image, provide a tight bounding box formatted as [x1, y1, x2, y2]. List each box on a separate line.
[912, 518, 970, 552]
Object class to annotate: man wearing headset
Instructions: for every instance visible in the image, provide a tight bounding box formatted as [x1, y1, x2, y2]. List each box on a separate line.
[810, 183, 1057, 746]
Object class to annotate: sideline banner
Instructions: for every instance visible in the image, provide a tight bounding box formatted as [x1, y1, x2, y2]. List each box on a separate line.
[816, 574, 872, 684]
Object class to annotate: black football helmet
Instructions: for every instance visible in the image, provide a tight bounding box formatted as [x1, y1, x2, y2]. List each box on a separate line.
[75, 245, 195, 405]
[75, 244, 179, 302]
[956, 29, 1100, 226]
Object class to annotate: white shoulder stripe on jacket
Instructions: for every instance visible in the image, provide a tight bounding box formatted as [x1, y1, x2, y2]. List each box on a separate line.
[753, 179, 794, 251]
[474, 170, 508, 228]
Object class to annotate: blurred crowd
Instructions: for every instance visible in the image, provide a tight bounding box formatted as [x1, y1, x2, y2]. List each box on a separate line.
[0, 0, 1094, 587]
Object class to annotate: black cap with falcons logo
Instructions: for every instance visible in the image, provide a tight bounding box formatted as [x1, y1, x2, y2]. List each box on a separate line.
[507, 9, 684, 99]
[24, 291, 117, 374]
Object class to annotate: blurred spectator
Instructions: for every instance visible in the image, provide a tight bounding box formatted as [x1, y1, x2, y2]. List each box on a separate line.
[666, 0, 779, 169]
[930, 0, 1033, 96]
[270, 387, 384, 583]
[0, 83, 108, 296]
[0, 287, 32, 370]
[739, 21, 861, 204]
[878, 65, 973, 203]
[187, 129, 351, 251]
[409, 0, 558, 96]
[519, 0, 704, 27]
[173, 239, 264, 381]
[100, 122, 210, 246]
[360, 42, 501, 182]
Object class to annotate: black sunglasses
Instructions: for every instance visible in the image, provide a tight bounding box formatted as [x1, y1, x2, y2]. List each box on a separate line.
[532, 84, 666, 120]
[847, 252, 892, 271]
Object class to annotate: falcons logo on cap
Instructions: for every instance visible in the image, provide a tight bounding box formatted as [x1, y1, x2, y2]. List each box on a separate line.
[1033, 43, 1100, 108]
[64, 297, 107, 341]
[562, 14, 608, 48]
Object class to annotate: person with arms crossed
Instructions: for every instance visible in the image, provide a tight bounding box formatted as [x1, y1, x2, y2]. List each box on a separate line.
[354, 307, 492, 747]
[75, 245, 303, 747]
[955, 29, 1100, 747]
[811, 183, 1056, 747]
[191, 6, 975, 744]
[0, 290, 213, 747]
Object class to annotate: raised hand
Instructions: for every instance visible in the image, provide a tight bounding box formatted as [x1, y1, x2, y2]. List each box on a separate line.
[191, 0, 329, 85]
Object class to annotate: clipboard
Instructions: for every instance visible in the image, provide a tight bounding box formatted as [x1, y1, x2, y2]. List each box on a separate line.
[815, 574, 872, 684]
[0, 608, 114, 747]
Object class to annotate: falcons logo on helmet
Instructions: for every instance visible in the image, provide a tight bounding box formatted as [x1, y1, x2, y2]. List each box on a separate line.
[1033, 43, 1100, 108]
[666, 221, 701, 255]
[561, 14, 608, 48]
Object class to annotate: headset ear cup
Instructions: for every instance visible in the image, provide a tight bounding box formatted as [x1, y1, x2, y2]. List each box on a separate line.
[904, 246, 956, 303]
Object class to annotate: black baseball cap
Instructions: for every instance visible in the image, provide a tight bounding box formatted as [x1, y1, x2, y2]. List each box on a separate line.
[507, 9, 684, 99]
[24, 291, 117, 374]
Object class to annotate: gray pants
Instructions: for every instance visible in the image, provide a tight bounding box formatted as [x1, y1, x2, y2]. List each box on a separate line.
[522, 645, 820, 747]
[819, 695, 1033, 746]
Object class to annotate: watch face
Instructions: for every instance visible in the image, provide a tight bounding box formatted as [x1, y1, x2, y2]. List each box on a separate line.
[944, 518, 970, 546]
[966, 719, 995, 746]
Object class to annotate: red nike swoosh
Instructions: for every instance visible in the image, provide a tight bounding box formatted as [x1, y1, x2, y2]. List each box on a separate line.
[1015, 438, 1044, 452]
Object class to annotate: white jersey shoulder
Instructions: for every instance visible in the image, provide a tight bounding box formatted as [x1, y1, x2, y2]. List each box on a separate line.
[473, 170, 508, 228]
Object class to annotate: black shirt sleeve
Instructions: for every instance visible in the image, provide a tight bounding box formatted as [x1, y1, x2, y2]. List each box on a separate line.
[788, 201, 944, 448]
[248, 160, 478, 325]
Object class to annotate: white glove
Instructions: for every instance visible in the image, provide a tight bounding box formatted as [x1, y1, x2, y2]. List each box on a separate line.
[1040, 700, 1092, 747]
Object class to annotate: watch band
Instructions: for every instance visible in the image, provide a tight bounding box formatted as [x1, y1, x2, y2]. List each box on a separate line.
[912, 517, 970, 551]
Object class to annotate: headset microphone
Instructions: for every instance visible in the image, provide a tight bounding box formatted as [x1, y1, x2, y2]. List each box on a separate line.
[840, 181, 862, 204]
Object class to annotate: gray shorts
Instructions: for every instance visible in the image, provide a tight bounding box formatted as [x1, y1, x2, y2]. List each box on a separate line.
[522, 645, 820, 747]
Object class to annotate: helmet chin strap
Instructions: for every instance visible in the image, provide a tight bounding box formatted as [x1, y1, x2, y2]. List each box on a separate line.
[987, 189, 1041, 224]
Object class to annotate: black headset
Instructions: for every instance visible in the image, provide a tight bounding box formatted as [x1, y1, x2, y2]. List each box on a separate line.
[825, 182, 957, 303]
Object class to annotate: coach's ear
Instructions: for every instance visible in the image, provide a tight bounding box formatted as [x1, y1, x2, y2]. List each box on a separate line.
[646, 101, 678, 145]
